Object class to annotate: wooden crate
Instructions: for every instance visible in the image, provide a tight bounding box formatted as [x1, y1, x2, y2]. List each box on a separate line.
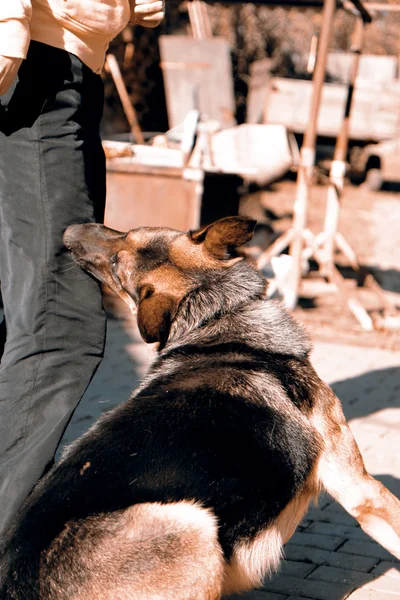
[104, 159, 202, 232]
[104, 152, 242, 233]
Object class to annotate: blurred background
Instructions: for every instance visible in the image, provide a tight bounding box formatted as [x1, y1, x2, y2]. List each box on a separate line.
[99, 0, 400, 348]
[102, 0, 400, 135]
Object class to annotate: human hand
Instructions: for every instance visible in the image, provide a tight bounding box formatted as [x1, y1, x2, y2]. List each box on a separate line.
[130, 0, 165, 28]
[0, 55, 22, 96]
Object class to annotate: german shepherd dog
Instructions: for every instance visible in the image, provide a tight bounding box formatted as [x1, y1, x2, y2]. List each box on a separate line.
[1, 217, 399, 600]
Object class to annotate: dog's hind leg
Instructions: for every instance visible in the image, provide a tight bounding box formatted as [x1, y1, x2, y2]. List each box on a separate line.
[42, 501, 224, 600]
[312, 387, 400, 559]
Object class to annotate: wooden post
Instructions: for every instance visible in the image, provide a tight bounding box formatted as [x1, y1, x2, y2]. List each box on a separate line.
[105, 54, 144, 144]
[320, 17, 364, 274]
[284, 0, 336, 309]
[187, 0, 213, 40]
[316, 16, 379, 331]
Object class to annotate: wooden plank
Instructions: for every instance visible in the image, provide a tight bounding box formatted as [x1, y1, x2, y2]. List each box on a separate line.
[247, 58, 272, 124]
[187, 0, 212, 40]
[257, 228, 294, 270]
[327, 53, 398, 83]
[210, 124, 293, 184]
[264, 77, 400, 141]
[104, 166, 202, 232]
[159, 36, 236, 129]
[106, 145, 184, 170]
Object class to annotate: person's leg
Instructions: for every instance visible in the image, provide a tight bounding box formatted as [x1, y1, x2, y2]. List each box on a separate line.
[0, 42, 107, 536]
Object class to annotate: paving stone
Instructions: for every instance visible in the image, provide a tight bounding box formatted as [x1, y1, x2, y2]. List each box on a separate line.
[307, 565, 375, 587]
[283, 544, 378, 572]
[315, 495, 333, 511]
[298, 521, 313, 531]
[362, 408, 400, 427]
[305, 522, 369, 542]
[364, 574, 400, 594]
[286, 597, 318, 600]
[317, 502, 349, 516]
[305, 507, 357, 527]
[371, 562, 400, 579]
[228, 593, 287, 600]
[348, 589, 399, 599]
[262, 573, 353, 599]
[288, 532, 344, 552]
[278, 561, 316, 578]
[338, 540, 398, 562]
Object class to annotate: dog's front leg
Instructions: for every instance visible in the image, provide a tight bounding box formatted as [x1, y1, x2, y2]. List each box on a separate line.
[312, 387, 400, 559]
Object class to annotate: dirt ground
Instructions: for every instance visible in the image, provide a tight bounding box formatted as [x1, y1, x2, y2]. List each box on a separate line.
[242, 172, 400, 351]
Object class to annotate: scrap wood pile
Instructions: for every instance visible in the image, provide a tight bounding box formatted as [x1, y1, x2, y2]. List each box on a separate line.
[102, 0, 400, 135]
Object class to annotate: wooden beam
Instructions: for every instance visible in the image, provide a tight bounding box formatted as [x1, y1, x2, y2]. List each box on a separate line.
[364, 2, 400, 12]
[284, 0, 336, 309]
[320, 17, 364, 274]
[188, 0, 213, 40]
[105, 54, 144, 145]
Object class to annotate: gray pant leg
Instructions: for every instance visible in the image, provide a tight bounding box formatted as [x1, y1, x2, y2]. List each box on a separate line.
[0, 42, 107, 536]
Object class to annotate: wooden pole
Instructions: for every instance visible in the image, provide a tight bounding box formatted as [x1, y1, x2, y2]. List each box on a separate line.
[284, 0, 336, 309]
[187, 0, 213, 40]
[320, 17, 364, 274]
[105, 53, 144, 145]
[315, 16, 379, 331]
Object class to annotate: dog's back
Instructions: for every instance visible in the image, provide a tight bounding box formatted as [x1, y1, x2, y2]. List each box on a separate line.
[0, 271, 321, 599]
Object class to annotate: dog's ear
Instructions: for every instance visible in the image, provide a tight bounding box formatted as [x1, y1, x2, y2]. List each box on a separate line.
[137, 285, 178, 346]
[190, 216, 256, 261]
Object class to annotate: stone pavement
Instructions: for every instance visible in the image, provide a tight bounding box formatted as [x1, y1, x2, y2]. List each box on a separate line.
[60, 312, 400, 600]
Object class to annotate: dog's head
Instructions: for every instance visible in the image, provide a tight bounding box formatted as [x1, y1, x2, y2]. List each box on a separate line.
[63, 217, 256, 347]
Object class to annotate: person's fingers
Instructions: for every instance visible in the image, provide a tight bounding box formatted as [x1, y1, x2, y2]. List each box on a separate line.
[130, 0, 165, 26]
[131, 13, 164, 27]
[133, 0, 163, 6]
[139, 14, 164, 27]
[133, 0, 164, 14]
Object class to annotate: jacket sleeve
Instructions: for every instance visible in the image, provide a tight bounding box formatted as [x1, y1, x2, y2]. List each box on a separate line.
[0, 0, 32, 59]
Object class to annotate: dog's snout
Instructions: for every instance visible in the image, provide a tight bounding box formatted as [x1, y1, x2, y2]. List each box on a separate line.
[63, 224, 90, 249]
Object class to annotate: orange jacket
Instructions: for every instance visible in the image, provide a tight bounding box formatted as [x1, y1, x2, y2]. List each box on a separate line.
[0, 0, 163, 73]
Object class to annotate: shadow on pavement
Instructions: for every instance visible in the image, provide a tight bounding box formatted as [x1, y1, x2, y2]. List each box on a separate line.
[331, 366, 399, 422]
[374, 474, 400, 505]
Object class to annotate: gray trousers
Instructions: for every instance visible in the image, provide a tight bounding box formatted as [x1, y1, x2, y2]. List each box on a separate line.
[0, 42, 107, 536]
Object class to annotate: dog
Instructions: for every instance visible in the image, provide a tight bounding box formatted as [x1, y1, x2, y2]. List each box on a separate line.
[1, 216, 399, 600]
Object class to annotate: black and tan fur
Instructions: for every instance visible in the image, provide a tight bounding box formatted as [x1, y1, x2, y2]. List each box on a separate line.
[1, 216, 399, 600]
